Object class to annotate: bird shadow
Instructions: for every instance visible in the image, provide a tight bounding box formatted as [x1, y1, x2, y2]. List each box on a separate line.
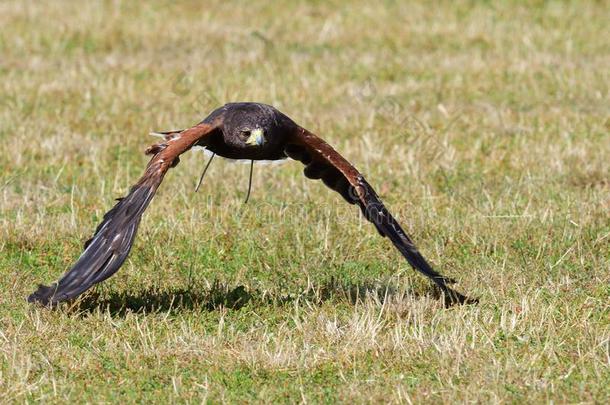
[67, 278, 471, 318]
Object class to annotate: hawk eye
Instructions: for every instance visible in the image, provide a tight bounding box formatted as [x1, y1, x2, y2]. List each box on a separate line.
[240, 129, 251, 138]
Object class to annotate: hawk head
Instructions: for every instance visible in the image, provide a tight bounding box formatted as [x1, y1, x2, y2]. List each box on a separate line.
[219, 103, 289, 152]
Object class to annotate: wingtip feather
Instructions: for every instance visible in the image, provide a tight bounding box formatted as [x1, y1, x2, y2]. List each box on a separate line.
[27, 284, 57, 306]
[437, 285, 479, 307]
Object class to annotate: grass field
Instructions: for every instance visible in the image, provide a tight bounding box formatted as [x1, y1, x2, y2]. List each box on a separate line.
[1, 0, 609, 403]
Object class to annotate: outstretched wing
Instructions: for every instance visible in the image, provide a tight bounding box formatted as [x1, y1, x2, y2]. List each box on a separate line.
[28, 122, 220, 305]
[285, 127, 474, 305]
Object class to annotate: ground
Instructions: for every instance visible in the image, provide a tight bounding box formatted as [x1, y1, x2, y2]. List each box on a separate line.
[1, 0, 609, 403]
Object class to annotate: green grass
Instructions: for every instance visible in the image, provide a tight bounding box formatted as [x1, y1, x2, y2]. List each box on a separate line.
[1, 0, 609, 402]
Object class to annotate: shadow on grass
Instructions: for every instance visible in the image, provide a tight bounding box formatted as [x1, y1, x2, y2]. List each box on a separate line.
[67, 278, 453, 317]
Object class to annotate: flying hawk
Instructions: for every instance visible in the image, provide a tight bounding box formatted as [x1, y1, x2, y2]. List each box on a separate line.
[28, 103, 474, 306]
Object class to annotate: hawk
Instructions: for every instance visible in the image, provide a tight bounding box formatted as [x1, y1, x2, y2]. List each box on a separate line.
[28, 103, 474, 306]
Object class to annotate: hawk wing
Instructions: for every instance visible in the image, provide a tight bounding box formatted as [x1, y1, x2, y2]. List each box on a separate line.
[285, 126, 474, 305]
[28, 122, 220, 305]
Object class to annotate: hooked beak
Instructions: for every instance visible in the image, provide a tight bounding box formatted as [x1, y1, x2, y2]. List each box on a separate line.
[246, 128, 265, 146]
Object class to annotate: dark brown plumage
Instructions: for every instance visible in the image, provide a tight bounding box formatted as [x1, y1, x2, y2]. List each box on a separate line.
[28, 102, 475, 306]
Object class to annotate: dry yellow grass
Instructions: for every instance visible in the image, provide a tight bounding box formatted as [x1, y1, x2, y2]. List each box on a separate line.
[1, 0, 609, 403]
